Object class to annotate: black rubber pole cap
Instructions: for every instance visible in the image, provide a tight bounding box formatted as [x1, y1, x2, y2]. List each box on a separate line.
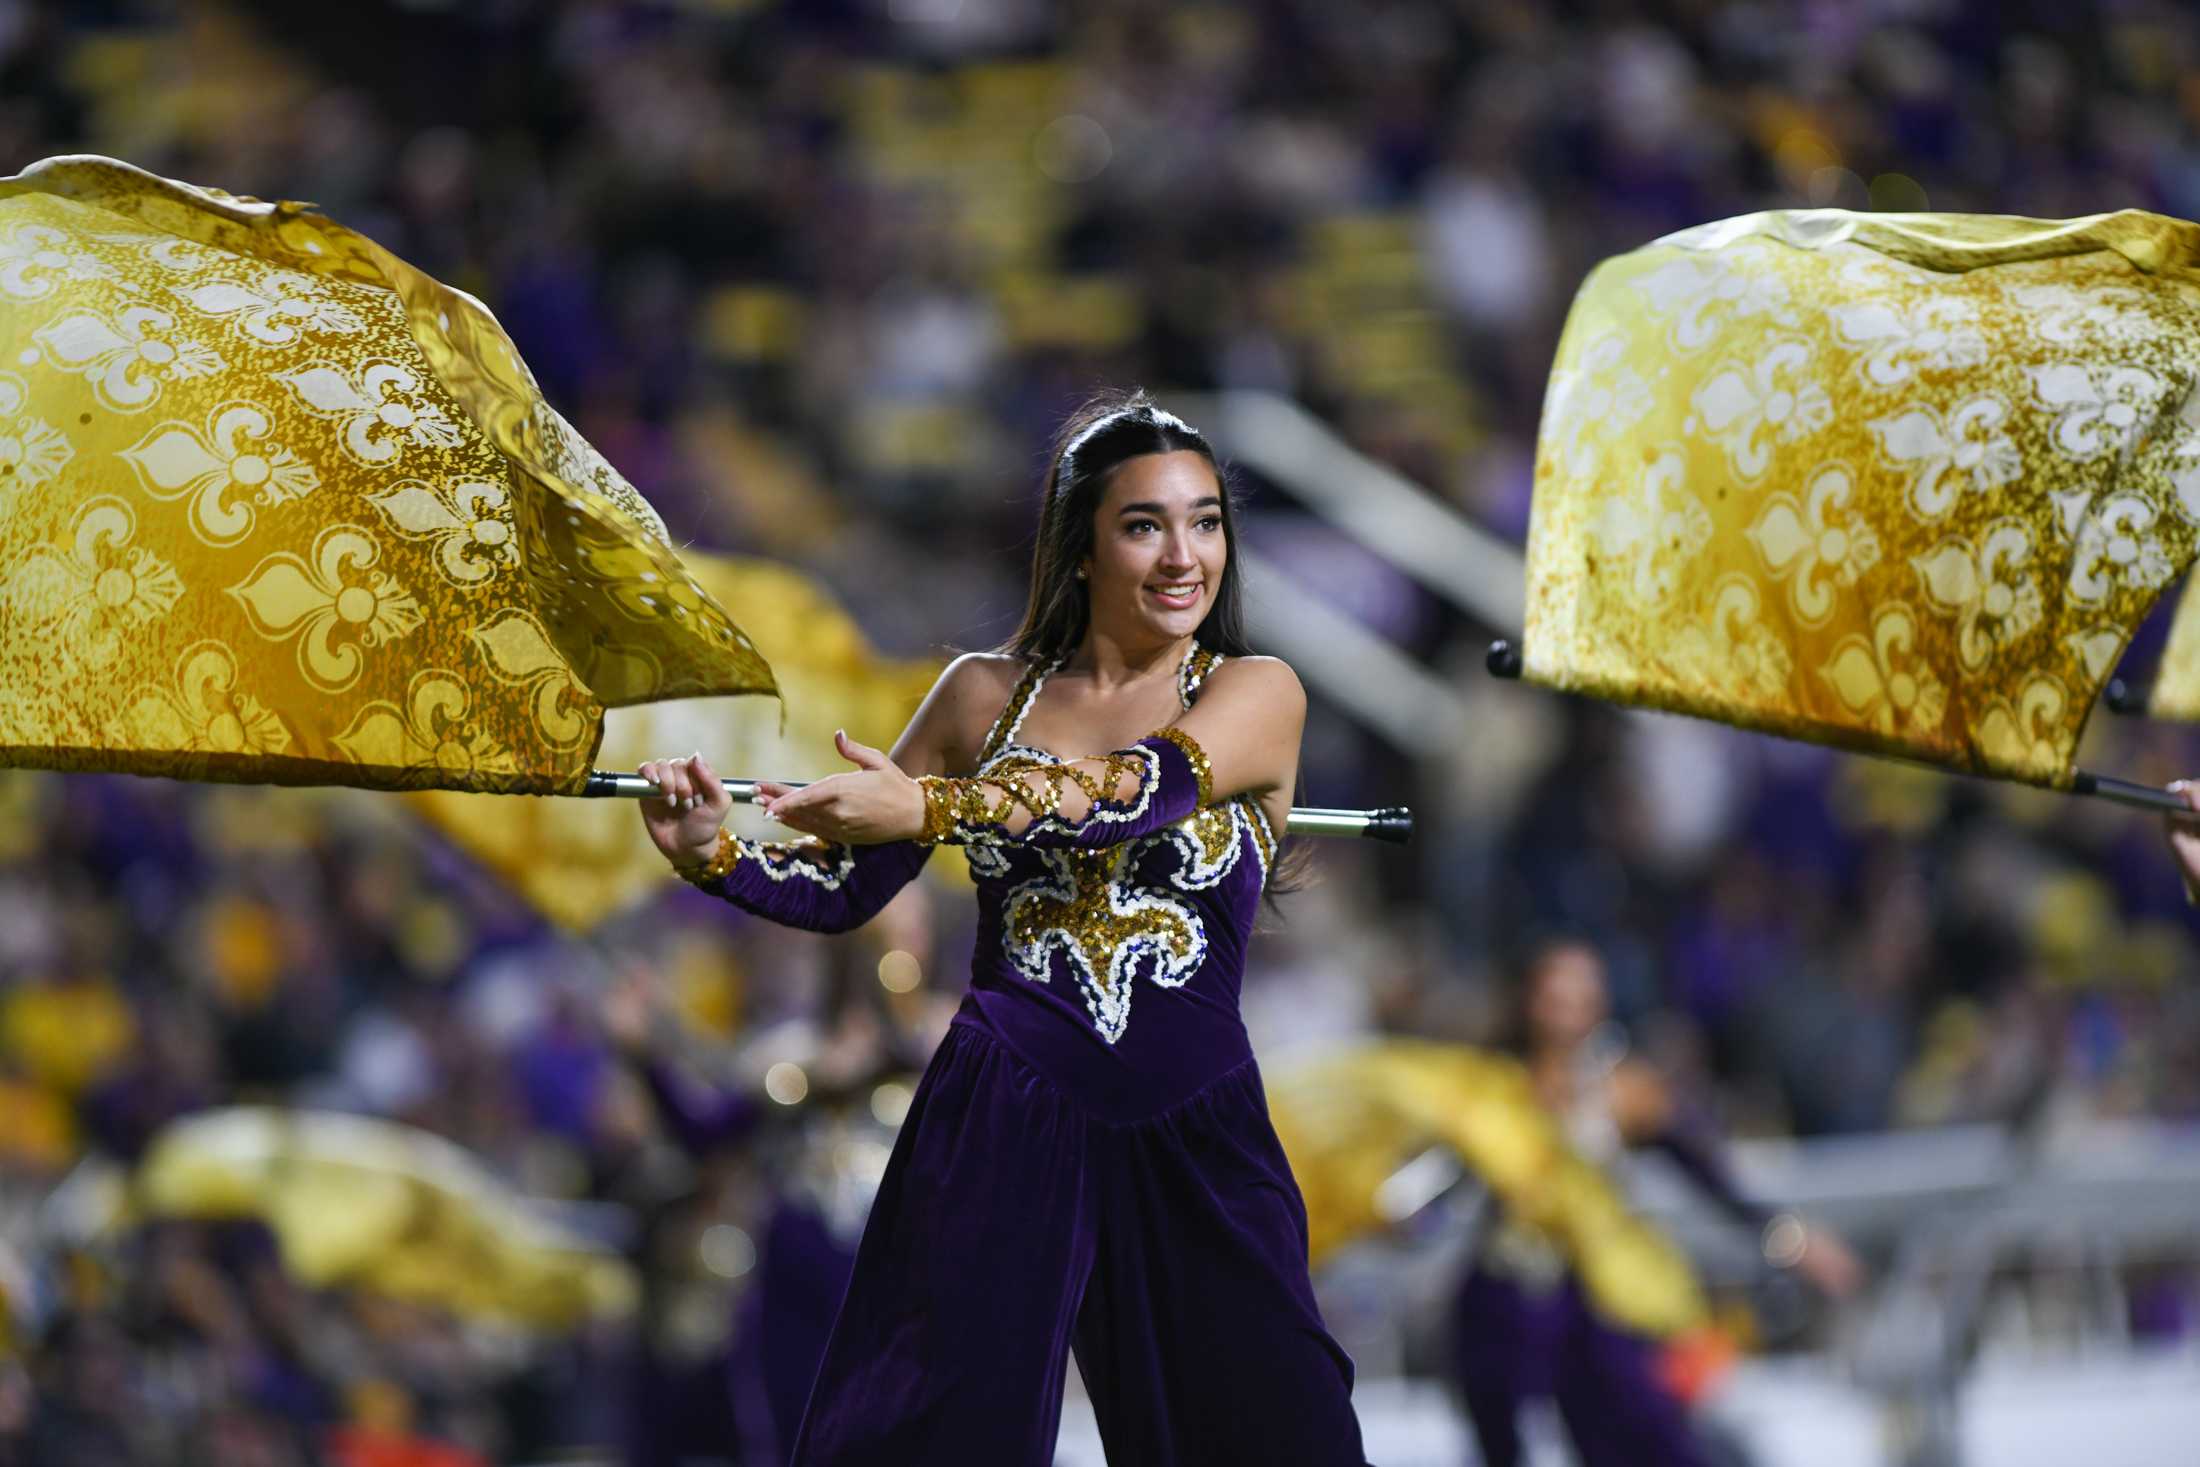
[1365, 807, 1415, 845]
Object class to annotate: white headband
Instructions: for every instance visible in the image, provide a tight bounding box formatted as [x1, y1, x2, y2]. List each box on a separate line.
[1057, 404, 1198, 477]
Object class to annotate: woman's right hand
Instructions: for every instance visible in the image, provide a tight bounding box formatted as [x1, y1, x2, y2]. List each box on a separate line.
[638, 752, 734, 867]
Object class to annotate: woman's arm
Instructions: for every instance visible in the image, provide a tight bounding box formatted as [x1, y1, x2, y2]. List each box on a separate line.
[1616, 1061, 1864, 1298]
[637, 656, 1010, 932]
[766, 655, 1306, 850]
[637, 1057, 764, 1157]
[665, 816, 932, 934]
[1613, 1061, 1770, 1227]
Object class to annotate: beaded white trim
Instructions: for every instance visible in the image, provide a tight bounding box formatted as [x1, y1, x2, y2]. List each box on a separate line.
[1163, 803, 1248, 890]
[965, 844, 1014, 882]
[1179, 648, 1224, 708]
[1242, 799, 1277, 879]
[1029, 744, 1162, 840]
[978, 659, 1054, 764]
[734, 835, 856, 891]
[982, 646, 1210, 772]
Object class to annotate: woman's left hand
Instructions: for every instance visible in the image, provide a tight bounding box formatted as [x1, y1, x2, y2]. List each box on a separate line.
[761, 730, 927, 845]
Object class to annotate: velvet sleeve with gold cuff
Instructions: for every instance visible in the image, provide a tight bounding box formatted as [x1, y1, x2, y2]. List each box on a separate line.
[672, 831, 931, 934]
[915, 726, 1214, 850]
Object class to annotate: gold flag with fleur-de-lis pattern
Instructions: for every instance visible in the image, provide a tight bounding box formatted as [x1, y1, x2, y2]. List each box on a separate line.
[1524, 208, 2200, 787]
[0, 155, 774, 794]
[405, 551, 946, 932]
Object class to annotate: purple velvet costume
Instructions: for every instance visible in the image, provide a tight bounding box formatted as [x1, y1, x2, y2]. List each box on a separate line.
[1451, 1271, 1705, 1467]
[1452, 1103, 1764, 1467]
[686, 651, 1368, 1466]
[631, 1061, 861, 1466]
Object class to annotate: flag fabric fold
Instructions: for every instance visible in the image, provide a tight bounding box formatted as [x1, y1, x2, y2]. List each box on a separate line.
[1525, 206, 2200, 786]
[405, 551, 944, 931]
[2141, 586, 2200, 718]
[0, 155, 773, 794]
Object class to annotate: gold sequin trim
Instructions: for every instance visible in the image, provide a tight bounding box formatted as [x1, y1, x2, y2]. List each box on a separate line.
[671, 827, 740, 886]
[1147, 725, 1213, 807]
[916, 774, 960, 845]
[917, 744, 1159, 846]
[1243, 799, 1277, 875]
[977, 661, 1050, 767]
[1179, 645, 1223, 706]
[674, 829, 859, 890]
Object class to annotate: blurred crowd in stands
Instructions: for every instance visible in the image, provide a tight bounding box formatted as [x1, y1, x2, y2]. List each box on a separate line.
[6, 0, 2200, 1462]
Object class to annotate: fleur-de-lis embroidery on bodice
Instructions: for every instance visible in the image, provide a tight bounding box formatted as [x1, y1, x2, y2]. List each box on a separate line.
[969, 647, 1273, 1044]
[995, 844, 1206, 1044]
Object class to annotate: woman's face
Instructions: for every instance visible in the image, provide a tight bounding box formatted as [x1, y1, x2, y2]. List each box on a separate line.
[1080, 450, 1228, 647]
[1527, 944, 1609, 1050]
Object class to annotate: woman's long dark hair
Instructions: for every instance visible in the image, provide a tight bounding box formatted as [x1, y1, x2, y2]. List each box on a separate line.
[1002, 389, 1254, 665]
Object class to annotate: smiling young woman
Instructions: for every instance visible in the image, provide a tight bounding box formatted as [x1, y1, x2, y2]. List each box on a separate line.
[635, 391, 1369, 1466]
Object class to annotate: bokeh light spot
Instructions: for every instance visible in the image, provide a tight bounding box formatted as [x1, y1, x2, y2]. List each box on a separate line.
[1034, 115, 1112, 184]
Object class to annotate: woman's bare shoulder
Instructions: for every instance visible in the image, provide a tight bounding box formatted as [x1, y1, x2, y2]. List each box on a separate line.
[1204, 655, 1306, 711]
[935, 651, 1026, 707]
[905, 652, 1028, 770]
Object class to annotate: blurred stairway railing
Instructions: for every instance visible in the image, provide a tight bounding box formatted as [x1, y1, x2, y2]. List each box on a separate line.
[1238, 546, 1473, 756]
[1161, 389, 1524, 753]
[1624, 1120, 2200, 1467]
[1167, 390, 1525, 634]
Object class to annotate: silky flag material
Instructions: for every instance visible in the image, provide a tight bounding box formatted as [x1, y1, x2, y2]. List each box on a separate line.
[1525, 208, 2200, 787]
[2142, 586, 2200, 718]
[407, 551, 944, 931]
[0, 155, 773, 794]
[137, 1107, 636, 1330]
[1265, 1041, 1706, 1340]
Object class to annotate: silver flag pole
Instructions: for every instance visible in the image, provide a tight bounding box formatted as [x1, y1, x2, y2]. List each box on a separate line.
[581, 772, 1413, 844]
[1487, 638, 2190, 819]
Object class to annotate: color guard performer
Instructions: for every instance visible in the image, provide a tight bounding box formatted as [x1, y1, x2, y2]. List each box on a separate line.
[639, 394, 1369, 1466]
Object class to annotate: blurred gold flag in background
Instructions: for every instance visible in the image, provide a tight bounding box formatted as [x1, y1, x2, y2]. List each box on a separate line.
[0, 155, 773, 794]
[137, 1107, 635, 1331]
[1525, 208, 2200, 787]
[1266, 1042, 1707, 1340]
[406, 552, 944, 931]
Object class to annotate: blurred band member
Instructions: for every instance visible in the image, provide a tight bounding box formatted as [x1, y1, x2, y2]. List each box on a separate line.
[1453, 939, 1860, 1467]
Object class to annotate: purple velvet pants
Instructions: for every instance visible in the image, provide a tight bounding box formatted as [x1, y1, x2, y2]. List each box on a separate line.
[1452, 1268, 1710, 1467]
[789, 1020, 1369, 1466]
